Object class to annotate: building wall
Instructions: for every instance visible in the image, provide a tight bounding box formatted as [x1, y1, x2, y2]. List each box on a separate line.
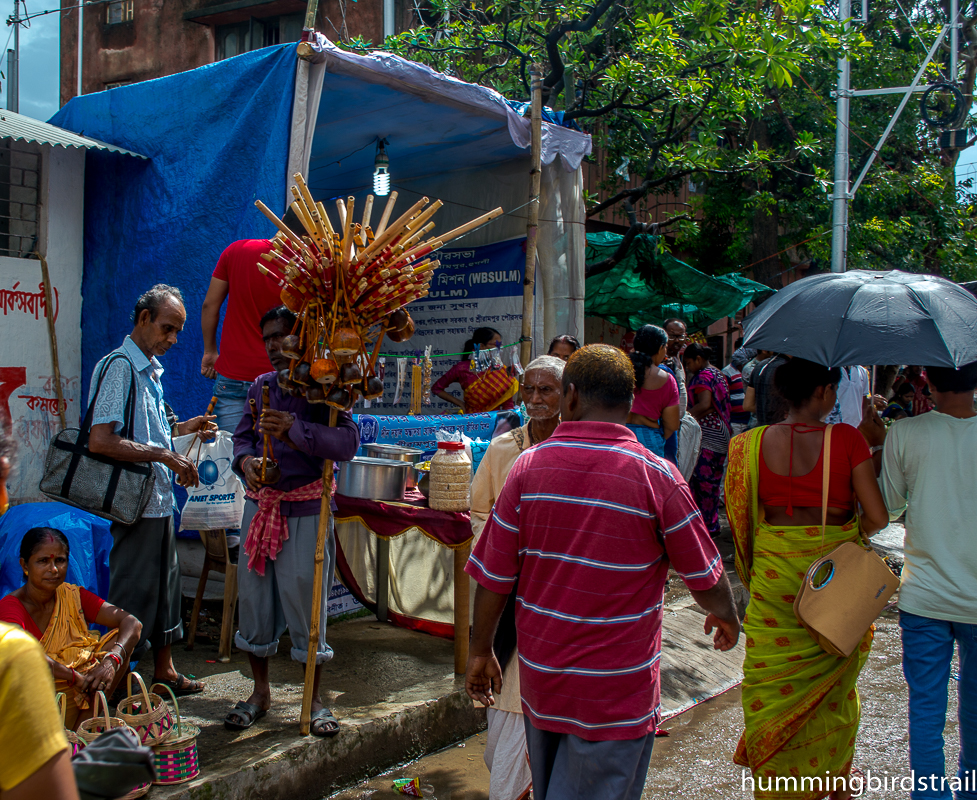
[60, 0, 410, 107]
[0, 144, 84, 503]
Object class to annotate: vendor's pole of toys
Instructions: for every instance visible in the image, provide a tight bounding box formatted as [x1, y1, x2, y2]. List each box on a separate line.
[520, 63, 544, 367]
[301, 406, 339, 735]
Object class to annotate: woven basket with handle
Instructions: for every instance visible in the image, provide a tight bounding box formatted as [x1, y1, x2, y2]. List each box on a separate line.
[55, 692, 85, 757]
[117, 672, 174, 746]
[75, 691, 151, 799]
[150, 682, 200, 785]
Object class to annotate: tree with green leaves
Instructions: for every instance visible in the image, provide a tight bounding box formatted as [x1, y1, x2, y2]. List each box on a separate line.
[345, 0, 977, 285]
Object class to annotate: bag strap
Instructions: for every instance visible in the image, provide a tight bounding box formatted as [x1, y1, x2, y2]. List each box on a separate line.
[79, 353, 134, 444]
[820, 424, 833, 556]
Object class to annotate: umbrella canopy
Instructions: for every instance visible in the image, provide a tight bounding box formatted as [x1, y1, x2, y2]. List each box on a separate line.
[742, 269, 977, 368]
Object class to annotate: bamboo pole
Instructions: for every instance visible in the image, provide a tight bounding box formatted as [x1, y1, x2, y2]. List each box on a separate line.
[38, 253, 66, 430]
[520, 64, 544, 367]
[300, 406, 339, 735]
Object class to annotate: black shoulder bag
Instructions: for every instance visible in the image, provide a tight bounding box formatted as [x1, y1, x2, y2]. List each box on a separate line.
[40, 353, 156, 525]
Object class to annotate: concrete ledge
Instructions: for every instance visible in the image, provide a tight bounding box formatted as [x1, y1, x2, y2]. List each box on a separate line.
[158, 688, 485, 800]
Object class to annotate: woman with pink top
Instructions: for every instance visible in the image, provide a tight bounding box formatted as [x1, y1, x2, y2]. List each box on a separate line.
[627, 324, 681, 458]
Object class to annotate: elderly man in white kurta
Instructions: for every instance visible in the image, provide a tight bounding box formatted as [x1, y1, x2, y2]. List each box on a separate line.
[470, 354, 564, 800]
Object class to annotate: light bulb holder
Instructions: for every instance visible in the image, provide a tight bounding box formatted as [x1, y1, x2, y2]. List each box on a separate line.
[373, 138, 391, 196]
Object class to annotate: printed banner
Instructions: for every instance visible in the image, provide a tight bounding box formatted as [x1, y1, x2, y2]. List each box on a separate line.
[353, 411, 501, 452]
[369, 237, 540, 413]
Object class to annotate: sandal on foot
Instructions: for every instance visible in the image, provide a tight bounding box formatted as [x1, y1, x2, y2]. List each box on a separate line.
[310, 707, 340, 737]
[224, 701, 267, 730]
[154, 673, 205, 697]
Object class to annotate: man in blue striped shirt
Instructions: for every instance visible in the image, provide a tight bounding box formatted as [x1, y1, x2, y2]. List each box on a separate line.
[466, 344, 740, 800]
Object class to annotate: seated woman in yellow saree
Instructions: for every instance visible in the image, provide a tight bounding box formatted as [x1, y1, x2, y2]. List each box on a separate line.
[724, 358, 888, 800]
[0, 528, 142, 729]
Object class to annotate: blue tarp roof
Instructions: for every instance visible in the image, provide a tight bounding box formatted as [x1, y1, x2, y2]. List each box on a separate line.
[48, 39, 590, 423]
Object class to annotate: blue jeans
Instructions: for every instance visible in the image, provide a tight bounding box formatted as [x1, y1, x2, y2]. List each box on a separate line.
[901, 611, 977, 799]
[213, 375, 252, 434]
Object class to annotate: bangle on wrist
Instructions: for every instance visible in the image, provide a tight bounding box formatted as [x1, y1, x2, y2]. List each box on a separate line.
[104, 652, 123, 670]
[67, 669, 77, 687]
[870, 445, 884, 454]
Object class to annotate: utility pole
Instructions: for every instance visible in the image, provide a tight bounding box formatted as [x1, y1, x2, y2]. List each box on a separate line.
[829, 0, 851, 273]
[77, 0, 83, 96]
[830, 0, 957, 273]
[8, 0, 18, 112]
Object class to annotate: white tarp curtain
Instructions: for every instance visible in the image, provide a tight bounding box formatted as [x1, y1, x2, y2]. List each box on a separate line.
[287, 35, 589, 350]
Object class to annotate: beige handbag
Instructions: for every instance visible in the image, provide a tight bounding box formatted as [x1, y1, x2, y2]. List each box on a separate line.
[792, 425, 900, 657]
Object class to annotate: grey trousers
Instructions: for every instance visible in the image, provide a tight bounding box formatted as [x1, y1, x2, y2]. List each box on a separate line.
[109, 515, 183, 660]
[524, 716, 655, 800]
[234, 499, 336, 664]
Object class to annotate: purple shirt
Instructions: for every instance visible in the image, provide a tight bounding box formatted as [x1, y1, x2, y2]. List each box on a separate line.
[232, 372, 360, 517]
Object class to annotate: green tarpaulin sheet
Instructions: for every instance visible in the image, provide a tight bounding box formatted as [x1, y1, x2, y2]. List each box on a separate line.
[585, 232, 775, 332]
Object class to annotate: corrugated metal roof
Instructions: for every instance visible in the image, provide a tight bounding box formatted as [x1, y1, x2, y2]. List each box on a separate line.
[0, 109, 147, 159]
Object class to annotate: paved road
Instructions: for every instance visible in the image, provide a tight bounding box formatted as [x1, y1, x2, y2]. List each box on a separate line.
[328, 609, 963, 799]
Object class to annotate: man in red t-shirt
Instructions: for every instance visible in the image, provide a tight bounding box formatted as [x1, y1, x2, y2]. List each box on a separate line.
[201, 239, 282, 433]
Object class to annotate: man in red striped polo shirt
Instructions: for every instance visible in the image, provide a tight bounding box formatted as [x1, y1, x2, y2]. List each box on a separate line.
[466, 344, 740, 800]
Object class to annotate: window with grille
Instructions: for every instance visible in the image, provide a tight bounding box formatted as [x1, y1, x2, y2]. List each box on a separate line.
[107, 0, 134, 24]
[0, 141, 40, 259]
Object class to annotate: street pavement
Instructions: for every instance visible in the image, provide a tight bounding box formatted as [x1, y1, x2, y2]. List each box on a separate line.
[329, 521, 969, 800]
[329, 610, 964, 799]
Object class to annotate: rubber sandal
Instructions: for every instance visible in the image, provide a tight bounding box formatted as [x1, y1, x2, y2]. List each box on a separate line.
[310, 707, 340, 737]
[153, 673, 205, 697]
[224, 701, 267, 730]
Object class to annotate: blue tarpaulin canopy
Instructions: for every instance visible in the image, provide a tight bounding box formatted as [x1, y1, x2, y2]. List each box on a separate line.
[49, 37, 591, 423]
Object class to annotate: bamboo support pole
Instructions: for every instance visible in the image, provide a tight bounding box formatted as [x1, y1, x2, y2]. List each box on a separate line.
[301, 406, 339, 735]
[260, 383, 271, 483]
[38, 253, 66, 430]
[520, 64, 544, 367]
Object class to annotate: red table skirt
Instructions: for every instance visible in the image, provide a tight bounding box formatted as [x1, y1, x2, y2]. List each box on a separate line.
[333, 489, 472, 548]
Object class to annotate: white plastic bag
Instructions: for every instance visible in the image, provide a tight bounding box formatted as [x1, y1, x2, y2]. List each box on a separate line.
[173, 430, 245, 531]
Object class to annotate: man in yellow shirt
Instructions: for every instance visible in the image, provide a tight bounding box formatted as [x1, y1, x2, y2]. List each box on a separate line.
[0, 621, 79, 799]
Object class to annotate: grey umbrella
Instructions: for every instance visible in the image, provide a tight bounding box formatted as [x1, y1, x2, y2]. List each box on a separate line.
[742, 269, 977, 368]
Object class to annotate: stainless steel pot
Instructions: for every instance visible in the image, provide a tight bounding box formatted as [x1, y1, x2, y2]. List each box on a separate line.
[362, 443, 425, 489]
[337, 457, 410, 501]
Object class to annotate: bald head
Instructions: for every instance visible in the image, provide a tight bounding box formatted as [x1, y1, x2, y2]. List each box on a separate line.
[561, 344, 634, 423]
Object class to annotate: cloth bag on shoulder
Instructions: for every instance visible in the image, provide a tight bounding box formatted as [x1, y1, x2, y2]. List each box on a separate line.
[40, 354, 155, 526]
[793, 425, 899, 657]
[173, 430, 245, 531]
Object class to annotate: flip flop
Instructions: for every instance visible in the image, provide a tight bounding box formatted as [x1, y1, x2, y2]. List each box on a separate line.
[310, 707, 340, 737]
[153, 673, 205, 697]
[224, 701, 267, 730]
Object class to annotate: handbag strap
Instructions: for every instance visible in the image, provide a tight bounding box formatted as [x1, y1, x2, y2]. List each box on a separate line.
[820, 424, 833, 556]
[80, 352, 139, 445]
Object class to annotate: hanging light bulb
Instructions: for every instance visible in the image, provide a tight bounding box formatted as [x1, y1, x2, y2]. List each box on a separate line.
[373, 139, 390, 197]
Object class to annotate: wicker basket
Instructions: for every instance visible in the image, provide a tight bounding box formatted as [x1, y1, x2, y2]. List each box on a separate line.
[150, 683, 200, 785]
[117, 673, 174, 746]
[78, 691, 136, 745]
[55, 692, 85, 757]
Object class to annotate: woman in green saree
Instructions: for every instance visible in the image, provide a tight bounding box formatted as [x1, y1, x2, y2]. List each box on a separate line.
[724, 358, 889, 800]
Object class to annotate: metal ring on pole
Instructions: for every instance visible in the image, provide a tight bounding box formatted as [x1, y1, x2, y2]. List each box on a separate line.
[920, 83, 966, 128]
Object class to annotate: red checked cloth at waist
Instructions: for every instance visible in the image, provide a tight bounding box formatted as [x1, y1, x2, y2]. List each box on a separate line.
[244, 478, 324, 575]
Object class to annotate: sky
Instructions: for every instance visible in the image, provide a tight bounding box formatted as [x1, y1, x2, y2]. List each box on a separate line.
[3, 2, 62, 122]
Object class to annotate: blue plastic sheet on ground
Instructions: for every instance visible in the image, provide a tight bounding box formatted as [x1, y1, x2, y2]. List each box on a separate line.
[0, 503, 113, 599]
[48, 44, 297, 425]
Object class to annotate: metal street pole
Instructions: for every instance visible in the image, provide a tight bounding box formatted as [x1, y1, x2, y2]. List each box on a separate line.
[77, 0, 83, 96]
[830, 0, 851, 273]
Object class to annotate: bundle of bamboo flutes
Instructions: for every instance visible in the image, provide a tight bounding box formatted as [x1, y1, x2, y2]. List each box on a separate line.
[254, 173, 503, 410]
